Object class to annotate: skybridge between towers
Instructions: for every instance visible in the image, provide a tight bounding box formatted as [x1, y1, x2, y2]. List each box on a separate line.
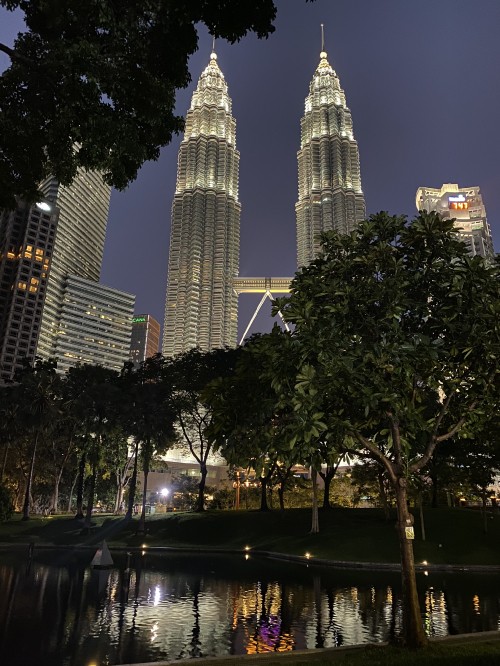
[233, 277, 293, 345]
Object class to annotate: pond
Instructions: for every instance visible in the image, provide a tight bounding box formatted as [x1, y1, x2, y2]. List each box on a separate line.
[0, 547, 499, 665]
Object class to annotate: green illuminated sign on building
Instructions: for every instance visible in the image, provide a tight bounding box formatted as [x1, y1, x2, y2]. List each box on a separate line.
[132, 316, 147, 323]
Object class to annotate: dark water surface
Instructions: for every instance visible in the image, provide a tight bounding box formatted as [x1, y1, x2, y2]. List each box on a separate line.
[0, 548, 499, 665]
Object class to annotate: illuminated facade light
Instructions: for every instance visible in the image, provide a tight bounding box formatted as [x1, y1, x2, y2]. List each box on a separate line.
[296, 44, 365, 267]
[163, 49, 240, 356]
[416, 183, 494, 260]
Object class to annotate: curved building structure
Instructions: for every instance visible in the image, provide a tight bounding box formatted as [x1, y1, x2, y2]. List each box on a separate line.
[163, 51, 241, 356]
[296, 46, 365, 267]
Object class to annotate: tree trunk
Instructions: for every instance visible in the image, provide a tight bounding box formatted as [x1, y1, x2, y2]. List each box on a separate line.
[22, 432, 39, 520]
[126, 441, 139, 520]
[114, 455, 133, 514]
[83, 461, 97, 529]
[419, 492, 426, 541]
[319, 469, 333, 509]
[195, 462, 207, 512]
[394, 477, 427, 647]
[1, 441, 9, 483]
[310, 468, 319, 534]
[481, 492, 488, 535]
[259, 476, 269, 511]
[137, 467, 149, 534]
[67, 466, 79, 513]
[430, 474, 438, 508]
[52, 465, 65, 514]
[378, 470, 391, 521]
[278, 483, 285, 511]
[75, 453, 86, 519]
[114, 480, 124, 514]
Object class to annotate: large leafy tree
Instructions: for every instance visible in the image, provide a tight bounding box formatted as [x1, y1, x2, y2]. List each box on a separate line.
[168, 347, 240, 512]
[0, 0, 279, 208]
[272, 211, 500, 648]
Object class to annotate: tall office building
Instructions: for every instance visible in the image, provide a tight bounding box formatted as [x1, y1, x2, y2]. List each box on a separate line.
[36, 170, 112, 360]
[54, 275, 135, 375]
[296, 45, 365, 267]
[162, 50, 241, 356]
[130, 314, 161, 366]
[0, 199, 58, 382]
[416, 183, 494, 260]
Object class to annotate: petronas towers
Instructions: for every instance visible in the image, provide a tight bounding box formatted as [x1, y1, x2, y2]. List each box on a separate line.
[163, 40, 365, 355]
[296, 48, 365, 266]
[163, 51, 240, 357]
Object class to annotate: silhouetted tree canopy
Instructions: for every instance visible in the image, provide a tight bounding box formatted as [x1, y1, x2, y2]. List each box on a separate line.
[0, 0, 281, 208]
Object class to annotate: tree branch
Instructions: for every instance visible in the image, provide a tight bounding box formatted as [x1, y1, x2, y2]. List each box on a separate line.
[351, 430, 397, 484]
[0, 42, 35, 68]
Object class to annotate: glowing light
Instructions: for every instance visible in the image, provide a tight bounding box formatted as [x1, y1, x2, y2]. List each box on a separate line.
[245, 554, 250, 561]
[422, 560, 428, 566]
[36, 201, 51, 212]
[154, 585, 161, 606]
[161, 488, 169, 497]
[305, 552, 311, 560]
[142, 543, 147, 548]
[244, 545, 251, 551]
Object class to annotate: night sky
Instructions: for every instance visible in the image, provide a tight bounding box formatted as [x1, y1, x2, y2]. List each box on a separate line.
[2, 0, 500, 341]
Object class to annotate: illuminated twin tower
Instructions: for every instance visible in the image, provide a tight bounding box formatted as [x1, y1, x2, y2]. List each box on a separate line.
[162, 40, 365, 356]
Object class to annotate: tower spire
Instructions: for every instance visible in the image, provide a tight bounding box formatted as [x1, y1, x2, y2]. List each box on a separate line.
[321, 23, 325, 53]
[211, 35, 216, 59]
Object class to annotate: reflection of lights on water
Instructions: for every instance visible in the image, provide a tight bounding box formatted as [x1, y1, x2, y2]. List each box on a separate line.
[154, 585, 161, 606]
[424, 571, 429, 576]
[473, 594, 481, 615]
[245, 554, 250, 561]
[150, 621, 159, 642]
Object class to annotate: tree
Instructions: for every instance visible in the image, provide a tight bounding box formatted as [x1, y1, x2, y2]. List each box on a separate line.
[272, 212, 500, 648]
[12, 358, 61, 520]
[0, 0, 278, 208]
[169, 347, 240, 512]
[207, 333, 302, 512]
[64, 364, 120, 528]
[125, 355, 177, 534]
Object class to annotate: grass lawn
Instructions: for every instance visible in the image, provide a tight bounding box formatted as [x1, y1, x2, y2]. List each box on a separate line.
[0, 506, 499, 566]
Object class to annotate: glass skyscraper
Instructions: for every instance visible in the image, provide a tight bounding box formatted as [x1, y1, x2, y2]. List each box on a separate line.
[162, 50, 241, 356]
[296, 46, 365, 267]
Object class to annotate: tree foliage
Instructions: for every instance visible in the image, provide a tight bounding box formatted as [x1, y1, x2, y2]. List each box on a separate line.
[271, 211, 500, 647]
[0, 0, 278, 208]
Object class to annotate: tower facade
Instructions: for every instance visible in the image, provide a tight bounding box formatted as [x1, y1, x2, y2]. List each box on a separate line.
[35, 170, 111, 360]
[0, 199, 58, 382]
[416, 183, 494, 260]
[54, 275, 135, 374]
[296, 47, 365, 267]
[130, 314, 161, 366]
[162, 51, 240, 356]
